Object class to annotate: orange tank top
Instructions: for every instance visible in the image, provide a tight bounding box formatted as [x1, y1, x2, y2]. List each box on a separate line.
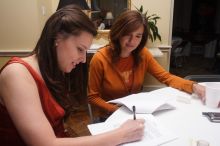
[0, 57, 67, 146]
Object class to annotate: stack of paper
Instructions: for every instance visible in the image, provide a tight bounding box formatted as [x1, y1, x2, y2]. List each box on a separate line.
[108, 92, 176, 114]
[88, 107, 178, 146]
[87, 88, 186, 145]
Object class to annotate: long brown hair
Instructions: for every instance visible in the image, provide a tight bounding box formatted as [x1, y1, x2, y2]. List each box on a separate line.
[109, 10, 149, 67]
[31, 5, 97, 113]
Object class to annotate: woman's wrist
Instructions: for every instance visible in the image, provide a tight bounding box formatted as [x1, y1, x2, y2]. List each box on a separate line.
[192, 82, 206, 100]
[192, 82, 198, 93]
[114, 127, 127, 144]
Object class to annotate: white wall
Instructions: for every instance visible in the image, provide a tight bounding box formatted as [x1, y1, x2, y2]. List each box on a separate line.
[0, 0, 53, 51]
[52, 0, 59, 12]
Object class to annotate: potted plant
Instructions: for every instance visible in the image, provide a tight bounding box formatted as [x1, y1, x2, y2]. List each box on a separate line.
[135, 5, 161, 42]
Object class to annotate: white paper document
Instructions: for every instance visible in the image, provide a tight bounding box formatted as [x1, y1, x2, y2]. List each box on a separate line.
[108, 91, 176, 114]
[88, 109, 177, 146]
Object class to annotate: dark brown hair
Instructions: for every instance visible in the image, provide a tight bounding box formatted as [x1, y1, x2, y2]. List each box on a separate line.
[109, 10, 149, 67]
[31, 5, 97, 113]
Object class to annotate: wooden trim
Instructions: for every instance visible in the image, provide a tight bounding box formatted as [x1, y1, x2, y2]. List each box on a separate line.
[168, 0, 174, 46]
[0, 50, 31, 57]
[158, 45, 171, 71]
[128, 0, 131, 9]
[158, 45, 172, 49]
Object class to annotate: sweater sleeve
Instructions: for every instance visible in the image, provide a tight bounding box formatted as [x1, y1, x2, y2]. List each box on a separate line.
[144, 49, 194, 93]
[88, 53, 118, 112]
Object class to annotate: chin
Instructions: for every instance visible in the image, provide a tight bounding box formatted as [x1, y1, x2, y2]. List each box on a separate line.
[64, 68, 73, 73]
[66, 70, 71, 73]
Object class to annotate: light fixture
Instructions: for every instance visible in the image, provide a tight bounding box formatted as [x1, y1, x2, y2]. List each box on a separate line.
[105, 11, 114, 28]
[105, 12, 114, 20]
[57, 0, 90, 11]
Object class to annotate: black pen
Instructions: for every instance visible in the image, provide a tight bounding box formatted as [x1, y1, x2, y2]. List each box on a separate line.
[132, 105, 136, 120]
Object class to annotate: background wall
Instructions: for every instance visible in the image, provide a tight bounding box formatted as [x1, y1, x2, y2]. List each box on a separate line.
[131, 0, 174, 47]
[0, 0, 173, 50]
[0, 0, 53, 51]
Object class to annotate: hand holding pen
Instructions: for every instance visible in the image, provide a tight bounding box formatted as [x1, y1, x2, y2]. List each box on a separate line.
[117, 106, 145, 143]
[118, 118, 145, 143]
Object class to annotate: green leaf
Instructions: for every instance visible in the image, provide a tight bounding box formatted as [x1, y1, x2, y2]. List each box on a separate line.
[144, 11, 148, 17]
[140, 5, 143, 13]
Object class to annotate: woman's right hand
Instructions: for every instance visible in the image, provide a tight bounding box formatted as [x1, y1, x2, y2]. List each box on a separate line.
[117, 119, 145, 144]
[193, 83, 206, 103]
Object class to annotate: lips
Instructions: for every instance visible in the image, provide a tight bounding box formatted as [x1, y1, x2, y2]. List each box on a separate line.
[126, 44, 135, 48]
[72, 62, 76, 69]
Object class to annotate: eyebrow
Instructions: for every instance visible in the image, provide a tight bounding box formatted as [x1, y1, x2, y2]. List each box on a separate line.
[79, 44, 88, 50]
[125, 33, 143, 36]
[136, 33, 143, 35]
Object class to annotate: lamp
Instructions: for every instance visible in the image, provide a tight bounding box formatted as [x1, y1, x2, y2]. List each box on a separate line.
[105, 11, 114, 20]
[57, 0, 90, 10]
[105, 12, 114, 28]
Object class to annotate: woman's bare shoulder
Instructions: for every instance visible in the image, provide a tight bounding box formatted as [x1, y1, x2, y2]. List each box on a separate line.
[0, 57, 38, 98]
[0, 62, 30, 81]
[0, 56, 39, 82]
[0, 63, 34, 105]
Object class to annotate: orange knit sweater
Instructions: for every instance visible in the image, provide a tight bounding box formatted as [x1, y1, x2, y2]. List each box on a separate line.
[88, 47, 194, 116]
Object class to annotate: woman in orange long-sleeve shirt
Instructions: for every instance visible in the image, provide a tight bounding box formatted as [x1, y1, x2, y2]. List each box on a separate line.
[88, 10, 205, 119]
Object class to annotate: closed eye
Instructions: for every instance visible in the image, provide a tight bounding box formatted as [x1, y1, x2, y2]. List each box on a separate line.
[77, 47, 85, 53]
[136, 35, 142, 38]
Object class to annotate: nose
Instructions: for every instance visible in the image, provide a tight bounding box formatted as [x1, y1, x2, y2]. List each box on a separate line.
[128, 35, 135, 43]
[79, 52, 86, 63]
[82, 56, 86, 63]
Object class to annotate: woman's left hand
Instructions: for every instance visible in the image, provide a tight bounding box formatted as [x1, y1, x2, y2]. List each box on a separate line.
[193, 83, 206, 102]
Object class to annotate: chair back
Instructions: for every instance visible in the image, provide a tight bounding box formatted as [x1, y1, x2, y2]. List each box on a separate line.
[184, 75, 220, 82]
[204, 40, 217, 58]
